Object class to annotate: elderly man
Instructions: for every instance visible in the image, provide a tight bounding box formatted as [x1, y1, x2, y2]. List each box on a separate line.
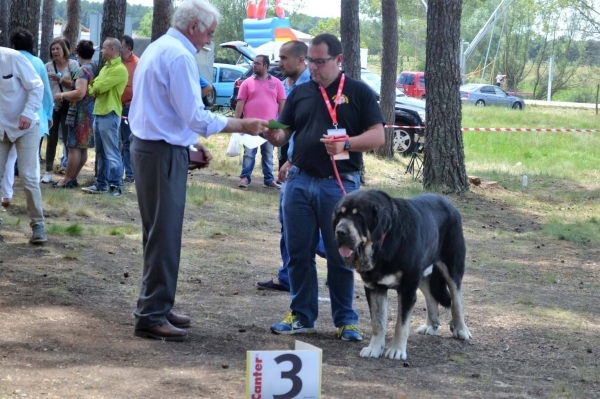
[0, 46, 46, 243]
[264, 33, 385, 341]
[129, 0, 268, 341]
[83, 37, 128, 197]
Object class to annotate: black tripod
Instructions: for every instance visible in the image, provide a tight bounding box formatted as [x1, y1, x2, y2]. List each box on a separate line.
[405, 143, 424, 180]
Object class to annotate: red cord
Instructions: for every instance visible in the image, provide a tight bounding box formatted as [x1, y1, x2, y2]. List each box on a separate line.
[328, 134, 350, 196]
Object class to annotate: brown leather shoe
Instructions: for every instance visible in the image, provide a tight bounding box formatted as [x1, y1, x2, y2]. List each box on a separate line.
[134, 322, 187, 341]
[167, 312, 191, 328]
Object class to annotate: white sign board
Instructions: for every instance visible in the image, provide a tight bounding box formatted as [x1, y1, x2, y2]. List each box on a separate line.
[246, 340, 322, 399]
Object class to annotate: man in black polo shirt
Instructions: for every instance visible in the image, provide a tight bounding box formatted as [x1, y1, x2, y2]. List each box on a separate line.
[264, 33, 385, 341]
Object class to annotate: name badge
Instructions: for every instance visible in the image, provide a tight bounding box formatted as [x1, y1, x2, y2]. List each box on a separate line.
[246, 340, 322, 399]
[327, 128, 349, 160]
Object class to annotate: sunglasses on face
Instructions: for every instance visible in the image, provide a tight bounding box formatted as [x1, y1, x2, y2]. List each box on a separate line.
[306, 56, 335, 67]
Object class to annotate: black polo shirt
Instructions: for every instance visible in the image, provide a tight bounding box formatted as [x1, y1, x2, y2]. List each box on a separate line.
[278, 73, 384, 179]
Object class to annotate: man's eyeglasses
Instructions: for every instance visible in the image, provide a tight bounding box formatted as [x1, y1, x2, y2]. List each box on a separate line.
[306, 56, 335, 67]
[252, 62, 264, 67]
[199, 21, 215, 39]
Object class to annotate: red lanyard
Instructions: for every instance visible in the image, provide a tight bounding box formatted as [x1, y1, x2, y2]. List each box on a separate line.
[318, 73, 345, 128]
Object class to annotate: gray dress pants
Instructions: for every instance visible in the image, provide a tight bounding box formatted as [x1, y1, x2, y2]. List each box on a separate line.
[131, 136, 189, 329]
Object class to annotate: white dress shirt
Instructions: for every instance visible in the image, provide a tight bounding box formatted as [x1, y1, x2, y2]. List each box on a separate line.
[129, 28, 227, 147]
[0, 47, 43, 141]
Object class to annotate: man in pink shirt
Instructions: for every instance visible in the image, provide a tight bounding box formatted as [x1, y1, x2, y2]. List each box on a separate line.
[236, 55, 286, 188]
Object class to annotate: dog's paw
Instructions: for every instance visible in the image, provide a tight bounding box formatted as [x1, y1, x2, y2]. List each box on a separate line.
[360, 344, 384, 358]
[449, 320, 472, 340]
[384, 346, 407, 361]
[416, 323, 440, 336]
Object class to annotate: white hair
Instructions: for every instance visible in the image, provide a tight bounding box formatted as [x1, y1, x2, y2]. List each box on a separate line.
[172, 0, 221, 32]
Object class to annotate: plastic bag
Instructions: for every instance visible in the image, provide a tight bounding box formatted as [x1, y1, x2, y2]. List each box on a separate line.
[226, 133, 241, 157]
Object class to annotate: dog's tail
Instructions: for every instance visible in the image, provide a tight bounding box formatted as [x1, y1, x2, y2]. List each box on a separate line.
[429, 267, 452, 308]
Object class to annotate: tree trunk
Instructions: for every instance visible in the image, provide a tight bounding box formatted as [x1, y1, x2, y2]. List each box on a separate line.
[0, 0, 9, 47]
[9, 0, 37, 49]
[340, 0, 360, 79]
[99, 0, 127, 67]
[374, 0, 398, 158]
[152, 0, 172, 42]
[423, 0, 469, 193]
[63, 0, 81, 52]
[27, 0, 42, 54]
[40, 0, 54, 62]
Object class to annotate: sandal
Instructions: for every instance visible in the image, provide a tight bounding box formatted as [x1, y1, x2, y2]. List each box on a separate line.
[52, 180, 76, 189]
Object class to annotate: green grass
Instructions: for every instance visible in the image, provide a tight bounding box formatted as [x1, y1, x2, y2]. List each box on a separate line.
[46, 223, 84, 237]
[543, 217, 600, 244]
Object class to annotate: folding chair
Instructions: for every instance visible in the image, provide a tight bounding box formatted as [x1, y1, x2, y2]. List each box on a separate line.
[405, 133, 425, 180]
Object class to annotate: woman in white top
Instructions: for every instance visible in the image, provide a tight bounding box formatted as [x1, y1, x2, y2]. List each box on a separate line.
[42, 38, 79, 184]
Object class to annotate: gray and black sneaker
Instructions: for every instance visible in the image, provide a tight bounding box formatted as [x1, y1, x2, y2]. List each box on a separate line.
[82, 185, 107, 194]
[109, 186, 122, 197]
[30, 223, 47, 245]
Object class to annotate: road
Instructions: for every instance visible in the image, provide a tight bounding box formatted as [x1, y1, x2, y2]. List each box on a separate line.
[525, 100, 598, 109]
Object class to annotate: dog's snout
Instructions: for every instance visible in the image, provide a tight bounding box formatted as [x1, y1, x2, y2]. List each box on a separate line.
[336, 224, 348, 237]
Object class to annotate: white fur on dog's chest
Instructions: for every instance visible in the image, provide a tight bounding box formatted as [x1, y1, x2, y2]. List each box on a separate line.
[377, 273, 402, 287]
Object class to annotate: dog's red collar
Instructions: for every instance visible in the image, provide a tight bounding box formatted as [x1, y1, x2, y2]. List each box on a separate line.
[379, 231, 388, 245]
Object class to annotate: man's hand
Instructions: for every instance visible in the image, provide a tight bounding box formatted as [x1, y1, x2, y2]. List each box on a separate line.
[194, 142, 213, 163]
[18, 116, 32, 130]
[264, 128, 282, 146]
[240, 118, 268, 136]
[278, 160, 292, 183]
[320, 134, 346, 156]
[188, 143, 213, 170]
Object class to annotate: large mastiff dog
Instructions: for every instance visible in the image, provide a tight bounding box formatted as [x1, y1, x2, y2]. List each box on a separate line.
[333, 190, 472, 360]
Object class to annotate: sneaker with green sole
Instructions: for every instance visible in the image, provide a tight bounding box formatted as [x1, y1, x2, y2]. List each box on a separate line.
[270, 312, 316, 335]
[336, 324, 364, 341]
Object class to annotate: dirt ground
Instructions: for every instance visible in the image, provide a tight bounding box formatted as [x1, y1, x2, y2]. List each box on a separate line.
[0, 162, 598, 399]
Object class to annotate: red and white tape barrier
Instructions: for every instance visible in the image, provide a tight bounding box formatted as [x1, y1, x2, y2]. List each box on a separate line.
[384, 125, 600, 133]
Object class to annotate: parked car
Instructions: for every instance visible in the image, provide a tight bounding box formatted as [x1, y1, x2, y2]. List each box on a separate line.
[362, 70, 426, 154]
[219, 41, 283, 110]
[460, 83, 525, 110]
[397, 71, 426, 99]
[207, 63, 250, 106]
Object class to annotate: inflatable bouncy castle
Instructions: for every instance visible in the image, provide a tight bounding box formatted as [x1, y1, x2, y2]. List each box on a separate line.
[244, 0, 301, 48]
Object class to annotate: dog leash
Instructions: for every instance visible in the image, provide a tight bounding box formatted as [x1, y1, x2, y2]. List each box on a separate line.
[327, 134, 349, 196]
[319, 73, 348, 196]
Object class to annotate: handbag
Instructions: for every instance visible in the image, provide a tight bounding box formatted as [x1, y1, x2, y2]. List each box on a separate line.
[65, 105, 78, 127]
[53, 61, 71, 114]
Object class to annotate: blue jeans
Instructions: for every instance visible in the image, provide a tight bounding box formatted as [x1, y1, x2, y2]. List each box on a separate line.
[120, 106, 133, 179]
[278, 183, 326, 289]
[60, 141, 68, 169]
[282, 166, 360, 327]
[94, 111, 123, 190]
[240, 141, 275, 185]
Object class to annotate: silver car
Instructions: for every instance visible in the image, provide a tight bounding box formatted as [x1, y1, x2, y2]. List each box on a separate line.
[460, 84, 525, 110]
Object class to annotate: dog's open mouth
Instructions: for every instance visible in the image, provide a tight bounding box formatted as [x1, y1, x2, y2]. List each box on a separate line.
[338, 245, 354, 258]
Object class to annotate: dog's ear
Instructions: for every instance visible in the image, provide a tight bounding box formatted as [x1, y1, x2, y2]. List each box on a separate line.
[370, 193, 393, 244]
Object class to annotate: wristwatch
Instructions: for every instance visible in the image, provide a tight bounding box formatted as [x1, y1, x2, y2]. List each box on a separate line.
[343, 139, 351, 151]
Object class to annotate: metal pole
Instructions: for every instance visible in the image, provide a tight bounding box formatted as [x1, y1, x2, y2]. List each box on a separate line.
[547, 56, 554, 102]
[460, 41, 469, 84]
[596, 83, 600, 115]
[480, 18, 497, 83]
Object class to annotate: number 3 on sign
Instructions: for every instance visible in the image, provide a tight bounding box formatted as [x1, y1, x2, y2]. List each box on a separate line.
[246, 340, 322, 399]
